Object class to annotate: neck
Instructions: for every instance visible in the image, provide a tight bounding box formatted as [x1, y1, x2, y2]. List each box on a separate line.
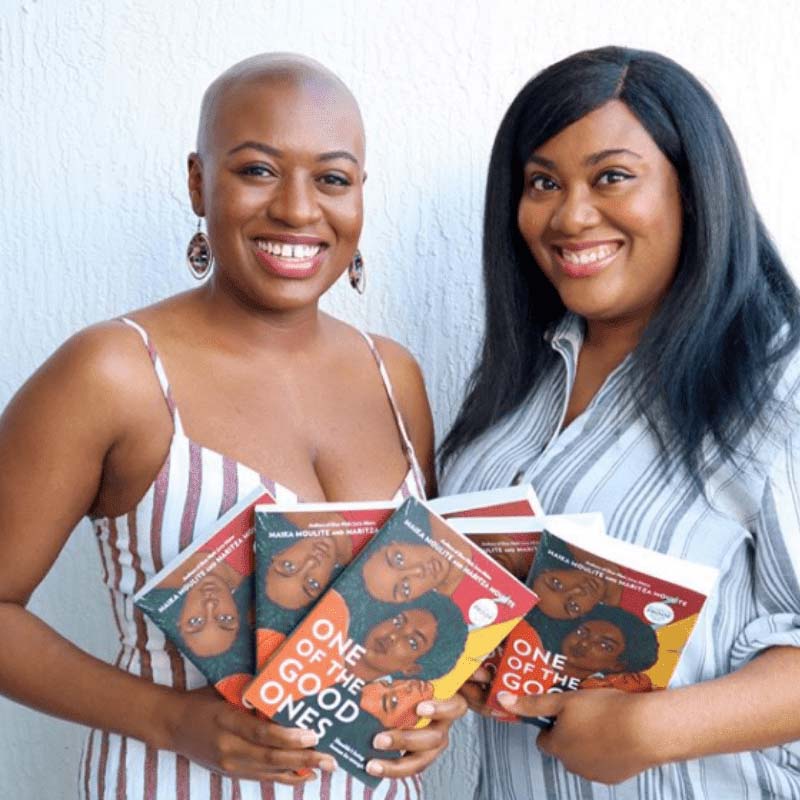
[583, 314, 650, 362]
[196, 277, 328, 355]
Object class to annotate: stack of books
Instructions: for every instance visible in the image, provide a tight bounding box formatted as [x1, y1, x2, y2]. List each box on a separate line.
[134, 484, 717, 786]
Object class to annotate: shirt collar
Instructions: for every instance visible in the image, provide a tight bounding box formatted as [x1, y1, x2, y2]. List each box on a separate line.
[547, 312, 584, 353]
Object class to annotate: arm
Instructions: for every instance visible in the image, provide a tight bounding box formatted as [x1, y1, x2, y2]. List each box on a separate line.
[497, 645, 800, 784]
[498, 419, 800, 784]
[371, 335, 438, 497]
[0, 325, 332, 783]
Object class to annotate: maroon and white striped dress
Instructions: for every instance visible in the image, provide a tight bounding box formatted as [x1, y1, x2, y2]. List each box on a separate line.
[80, 317, 426, 800]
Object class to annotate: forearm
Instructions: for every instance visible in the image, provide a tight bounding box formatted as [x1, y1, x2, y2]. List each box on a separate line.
[649, 645, 800, 763]
[0, 602, 180, 749]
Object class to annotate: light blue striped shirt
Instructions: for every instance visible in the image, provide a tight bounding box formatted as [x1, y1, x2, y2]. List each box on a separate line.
[439, 313, 800, 799]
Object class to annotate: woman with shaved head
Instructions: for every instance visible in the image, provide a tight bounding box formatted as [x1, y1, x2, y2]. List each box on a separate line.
[0, 54, 464, 798]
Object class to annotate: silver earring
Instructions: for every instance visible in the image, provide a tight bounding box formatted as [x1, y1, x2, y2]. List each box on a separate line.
[186, 218, 214, 280]
[348, 249, 365, 294]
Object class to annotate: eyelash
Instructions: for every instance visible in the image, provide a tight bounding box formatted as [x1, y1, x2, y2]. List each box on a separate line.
[238, 164, 352, 187]
[528, 169, 634, 192]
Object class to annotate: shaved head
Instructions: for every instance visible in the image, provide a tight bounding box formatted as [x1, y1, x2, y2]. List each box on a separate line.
[196, 53, 363, 157]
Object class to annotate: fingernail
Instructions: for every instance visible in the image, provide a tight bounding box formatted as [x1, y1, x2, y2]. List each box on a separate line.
[366, 760, 384, 777]
[300, 731, 318, 747]
[320, 758, 337, 772]
[496, 692, 517, 706]
[416, 702, 435, 716]
[373, 733, 392, 750]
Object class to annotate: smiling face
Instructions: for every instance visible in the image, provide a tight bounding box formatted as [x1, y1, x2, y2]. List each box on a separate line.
[265, 537, 340, 610]
[532, 567, 609, 619]
[517, 100, 682, 331]
[177, 574, 240, 657]
[560, 619, 627, 679]
[189, 71, 365, 313]
[361, 542, 453, 602]
[361, 609, 438, 677]
[359, 678, 435, 728]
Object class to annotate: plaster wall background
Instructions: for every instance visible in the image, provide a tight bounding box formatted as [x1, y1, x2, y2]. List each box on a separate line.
[1, 1, 799, 797]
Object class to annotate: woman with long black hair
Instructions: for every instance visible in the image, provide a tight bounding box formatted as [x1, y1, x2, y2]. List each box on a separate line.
[442, 46, 800, 797]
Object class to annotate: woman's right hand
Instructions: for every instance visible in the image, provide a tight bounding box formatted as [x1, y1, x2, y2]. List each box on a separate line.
[166, 686, 336, 784]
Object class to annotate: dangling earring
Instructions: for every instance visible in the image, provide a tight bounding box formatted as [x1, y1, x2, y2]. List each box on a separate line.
[186, 218, 214, 280]
[348, 249, 365, 294]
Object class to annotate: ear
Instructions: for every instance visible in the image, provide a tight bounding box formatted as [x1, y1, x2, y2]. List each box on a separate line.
[187, 152, 205, 216]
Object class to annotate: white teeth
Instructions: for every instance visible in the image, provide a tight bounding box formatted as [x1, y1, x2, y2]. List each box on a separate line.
[256, 240, 322, 259]
[560, 244, 617, 265]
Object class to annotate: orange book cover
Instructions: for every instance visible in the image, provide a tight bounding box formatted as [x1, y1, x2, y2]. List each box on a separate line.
[242, 496, 539, 787]
[134, 485, 273, 706]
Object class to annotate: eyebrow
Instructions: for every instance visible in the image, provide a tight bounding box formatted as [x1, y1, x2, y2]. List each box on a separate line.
[526, 148, 642, 170]
[413, 628, 429, 646]
[227, 140, 359, 165]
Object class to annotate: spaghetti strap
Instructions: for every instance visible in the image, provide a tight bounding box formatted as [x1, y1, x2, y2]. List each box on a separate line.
[358, 331, 427, 491]
[119, 317, 185, 436]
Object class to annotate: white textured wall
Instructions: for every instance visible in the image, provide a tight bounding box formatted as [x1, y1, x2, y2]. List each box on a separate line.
[2, 1, 799, 797]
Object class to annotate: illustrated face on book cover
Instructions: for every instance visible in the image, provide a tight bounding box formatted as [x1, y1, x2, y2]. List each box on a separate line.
[534, 601, 658, 680]
[359, 678, 434, 728]
[360, 524, 471, 602]
[346, 570, 469, 681]
[266, 533, 353, 610]
[532, 537, 623, 619]
[151, 554, 248, 659]
[178, 570, 242, 656]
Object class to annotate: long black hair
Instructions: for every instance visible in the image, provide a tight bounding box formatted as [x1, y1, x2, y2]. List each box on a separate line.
[440, 46, 800, 479]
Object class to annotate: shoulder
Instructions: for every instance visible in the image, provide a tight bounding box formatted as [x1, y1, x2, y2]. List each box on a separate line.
[42, 318, 154, 399]
[368, 334, 427, 391]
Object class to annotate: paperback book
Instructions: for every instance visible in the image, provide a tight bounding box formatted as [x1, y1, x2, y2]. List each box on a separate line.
[450, 513, 604, 694]
[243, 496, 539, 787]
[253, 501, 398, 668]
[134, 485, 273, 706]
[487, 520, 719, 724]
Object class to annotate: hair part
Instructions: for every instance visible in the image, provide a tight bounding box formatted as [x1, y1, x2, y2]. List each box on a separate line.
[439, 45, 800, 481]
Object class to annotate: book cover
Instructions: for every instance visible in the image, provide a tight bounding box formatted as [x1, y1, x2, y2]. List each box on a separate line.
[487, 520, 719, 724]
[242, 496, 539, 787]
[428, 483, 544, 520]
[253, 501, 398, 668]
[133, 485, 273, 706]
[450, 513, 604, 703]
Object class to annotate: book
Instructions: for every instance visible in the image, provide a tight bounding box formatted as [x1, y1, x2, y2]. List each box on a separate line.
[448, 512, 602, 581]
[428, 483, 544, 521]
[253, 501, 398, 668]
[487, 518, 719, 724]
[242, 496, 539, 787]
[449, 513, 604, 704]
[133, 485, 273, 706]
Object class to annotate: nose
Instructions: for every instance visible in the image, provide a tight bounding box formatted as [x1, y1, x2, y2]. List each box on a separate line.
[549, 185, 601, 235]
[267, 173, 323, 228]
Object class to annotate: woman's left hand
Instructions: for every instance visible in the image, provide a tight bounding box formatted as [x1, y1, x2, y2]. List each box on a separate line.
[365, 695, 468, 779]
[497, 689, 660, 785]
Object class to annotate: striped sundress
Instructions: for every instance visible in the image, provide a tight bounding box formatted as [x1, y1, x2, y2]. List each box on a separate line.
[80, 317, 426, 800]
